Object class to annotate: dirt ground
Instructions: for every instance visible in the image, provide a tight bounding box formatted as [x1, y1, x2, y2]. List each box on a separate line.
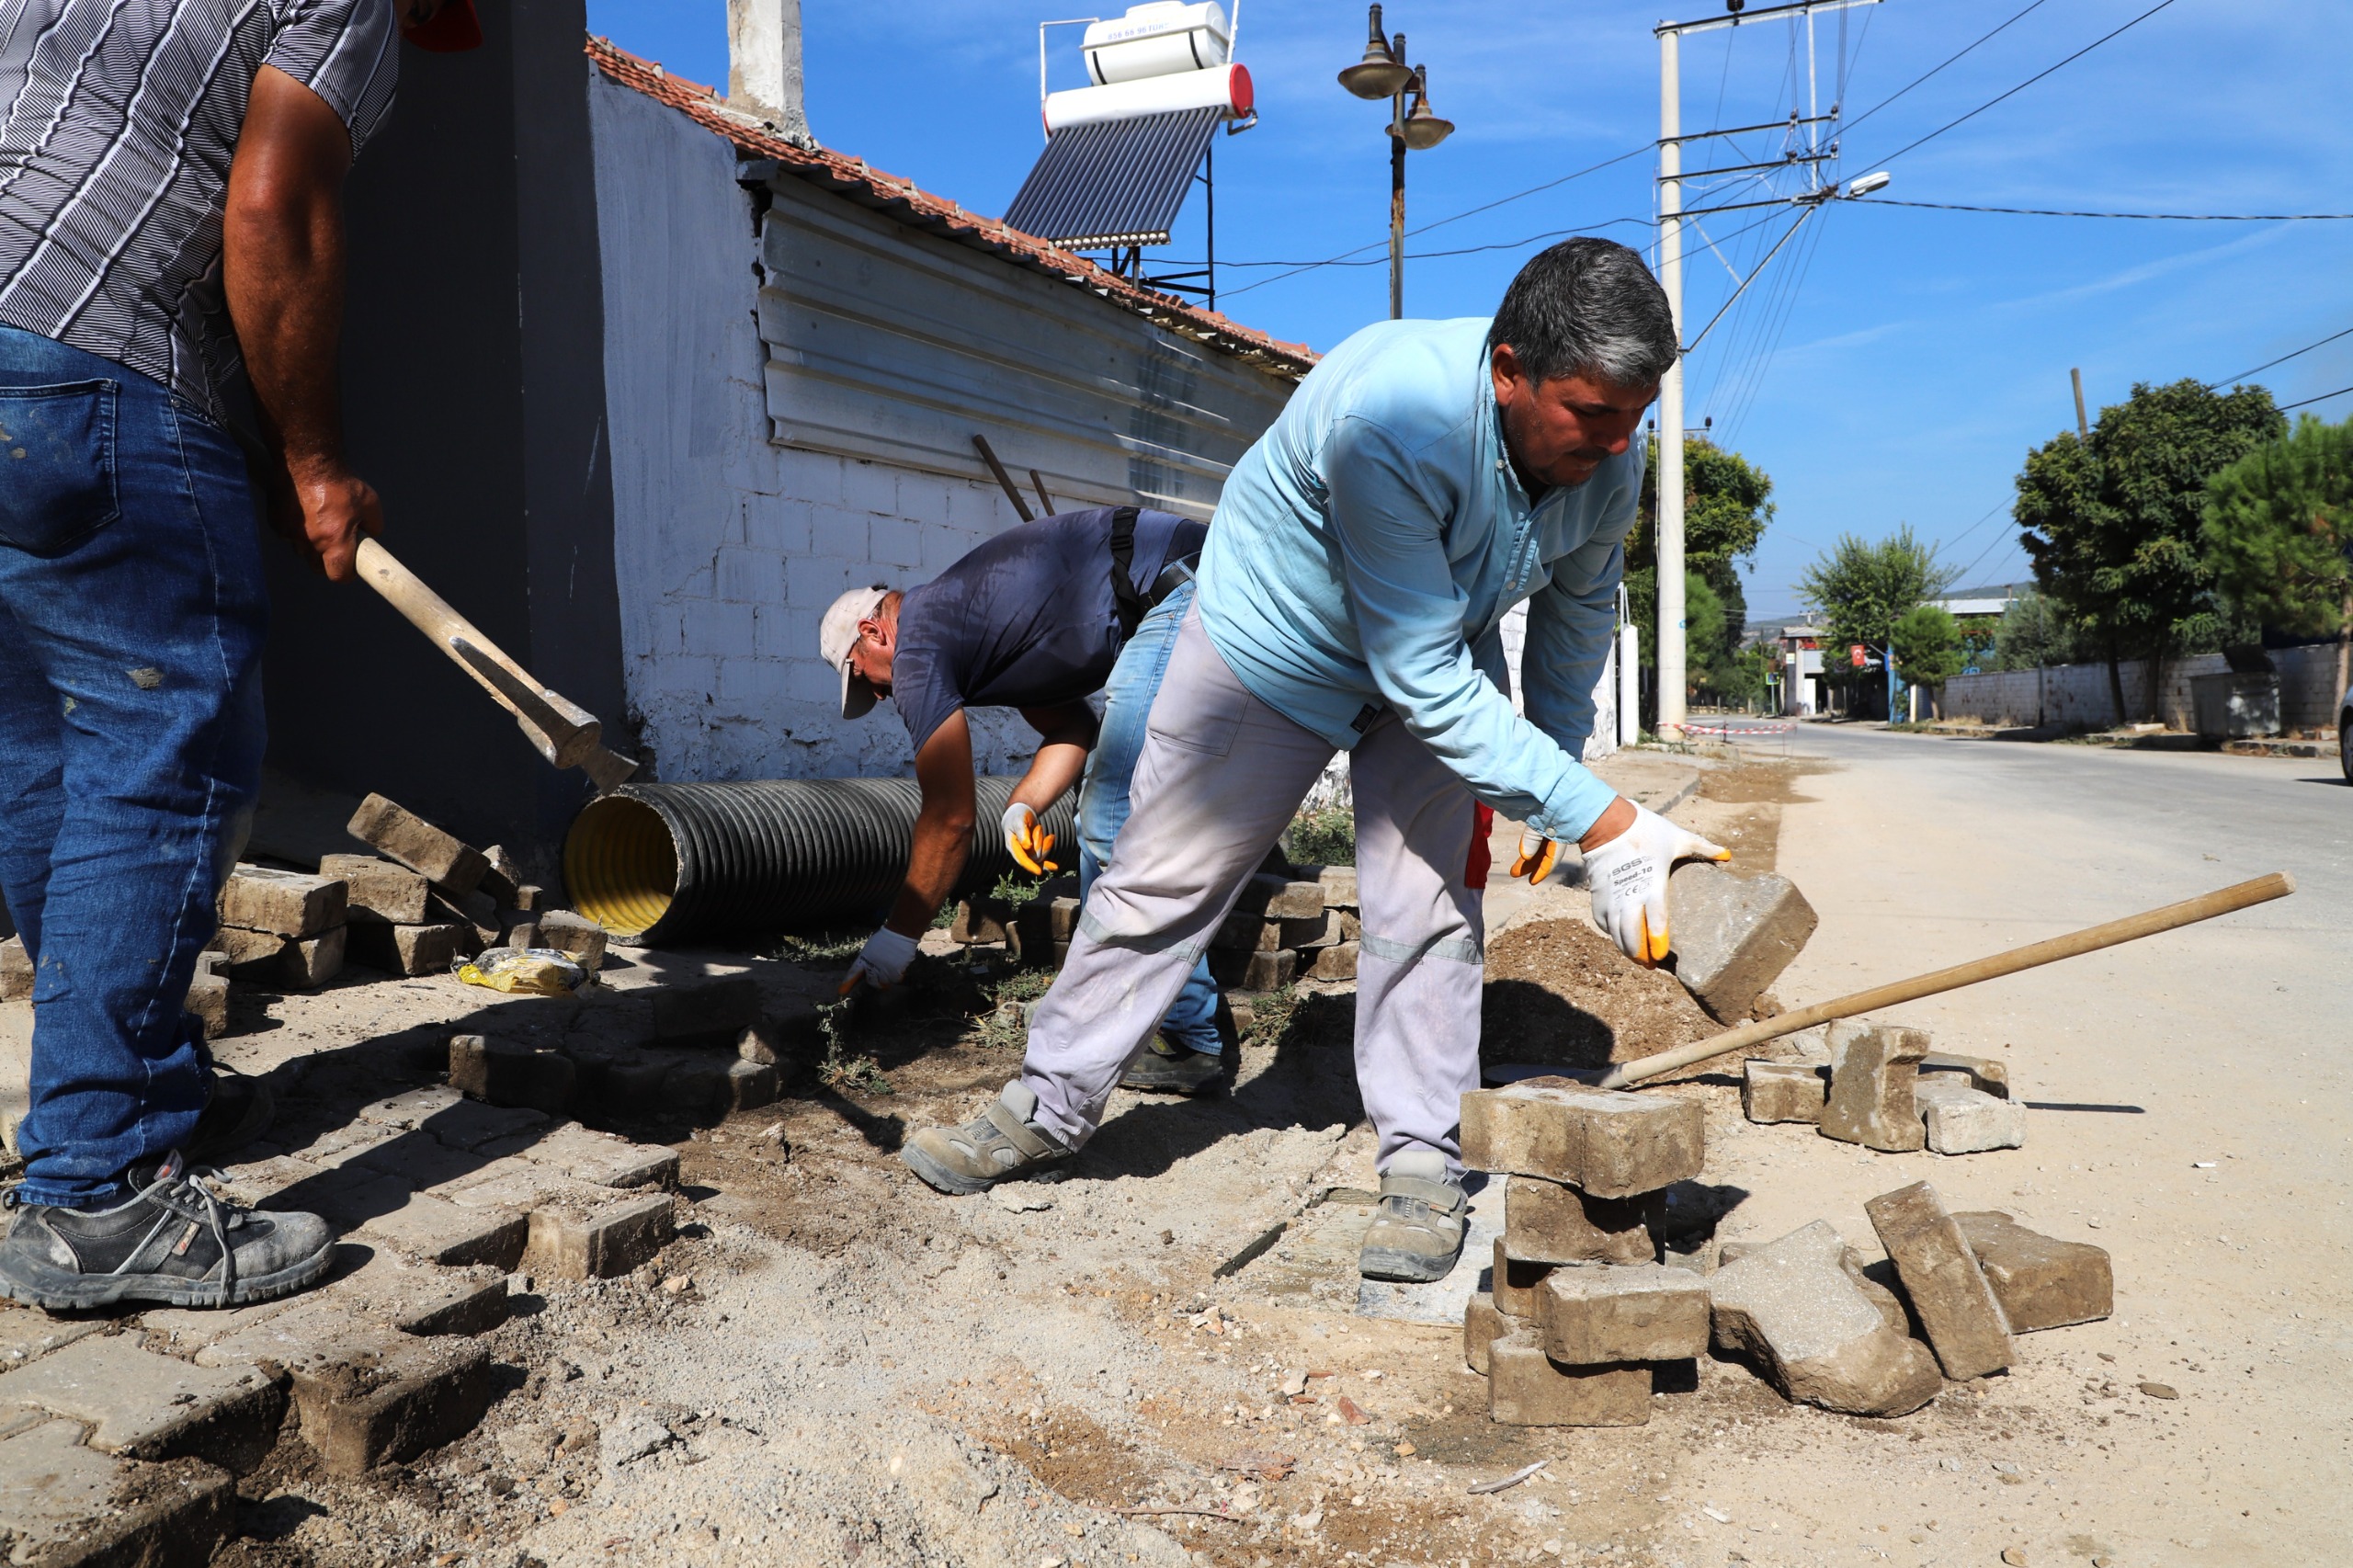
[137, 742, 2275, 1568]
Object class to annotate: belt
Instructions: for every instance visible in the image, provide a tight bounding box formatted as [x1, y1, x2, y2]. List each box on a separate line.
[1147, 552, 1199, 608]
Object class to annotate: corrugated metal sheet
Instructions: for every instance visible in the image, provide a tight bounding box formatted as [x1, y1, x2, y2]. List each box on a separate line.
[756, 176, 1292, 519]
[1003, 108, 1222, 249]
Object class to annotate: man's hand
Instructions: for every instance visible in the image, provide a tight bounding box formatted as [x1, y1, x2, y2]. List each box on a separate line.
[276, 463, 381, 581]
[1577, 800, 1729, 966]
[1508, 835, 1560, 885]
[1002, 801, 1058, 875]
[841, 926, 921, 995]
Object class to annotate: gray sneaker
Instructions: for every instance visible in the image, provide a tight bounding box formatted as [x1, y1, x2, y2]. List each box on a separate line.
[1358, 1151, 1469, 1283]
[1118, 1035, 1226, 1096]
[901, 1081, 1074, 1196]
[0, 1153, 335, 1312]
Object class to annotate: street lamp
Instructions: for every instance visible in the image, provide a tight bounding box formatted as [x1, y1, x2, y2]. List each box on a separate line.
[1337, 5, 1452, 319]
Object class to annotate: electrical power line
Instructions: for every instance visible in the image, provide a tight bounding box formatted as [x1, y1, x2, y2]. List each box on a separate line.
[2279, 383, 2353, 413]
[1866, 199, 2353, 221]
[1854, 0, 2184, 169]
[1838, 0, 2053, 138]
[2205, 324, 2353, 391]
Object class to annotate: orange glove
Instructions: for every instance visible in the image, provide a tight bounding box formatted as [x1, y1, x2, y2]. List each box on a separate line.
[1001, 802, 1058, 875]
[1509, 835, 1560, 885]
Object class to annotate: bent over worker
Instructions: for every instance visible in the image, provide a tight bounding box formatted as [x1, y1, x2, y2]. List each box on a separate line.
[900, 239, 1729, 1281]
[819, 505, 1231, 1093]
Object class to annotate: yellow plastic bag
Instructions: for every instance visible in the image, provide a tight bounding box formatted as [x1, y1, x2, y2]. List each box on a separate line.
[453, 946, 587, 996]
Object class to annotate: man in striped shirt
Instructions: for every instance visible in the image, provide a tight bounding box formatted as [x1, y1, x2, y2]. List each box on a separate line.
[0, 1, 477, 1312]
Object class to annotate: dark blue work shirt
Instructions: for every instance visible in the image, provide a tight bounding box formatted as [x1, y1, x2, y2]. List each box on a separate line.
[892, 506, 1207, 754]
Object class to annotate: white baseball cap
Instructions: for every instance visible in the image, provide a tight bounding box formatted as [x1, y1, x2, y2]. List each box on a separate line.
[820, 585, 892, 720]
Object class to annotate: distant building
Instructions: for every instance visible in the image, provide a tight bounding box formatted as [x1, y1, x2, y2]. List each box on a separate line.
[1778, 623, 1826, 716]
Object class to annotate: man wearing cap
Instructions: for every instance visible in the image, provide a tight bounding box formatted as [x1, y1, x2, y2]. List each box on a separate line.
[899, 239, 1729, 1282]
[820, 504, 1232, 1093]
[0, 0, 481, 1311]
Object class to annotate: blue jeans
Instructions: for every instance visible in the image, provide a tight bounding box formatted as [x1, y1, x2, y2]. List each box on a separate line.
[1077, 579, 1222, 1056]
[0, 325, 267, 1207]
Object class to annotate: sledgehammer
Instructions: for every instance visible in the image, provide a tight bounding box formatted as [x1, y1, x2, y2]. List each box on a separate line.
[1595, 870, 2295, 1089]
[355, 538, 639, 793]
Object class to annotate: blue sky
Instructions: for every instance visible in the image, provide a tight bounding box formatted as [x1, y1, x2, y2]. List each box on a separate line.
[585, 0, 2353, 623]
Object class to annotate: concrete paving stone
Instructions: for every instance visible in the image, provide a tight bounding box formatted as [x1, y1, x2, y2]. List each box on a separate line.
[1489, 1239, 1553, 1319]
[353, 1190, 530, 1270]
[396, 1274, 512, 1337]
[1718, 1242, 1909, 1338]
[1459, 1080, 1704, 1198]
[0, 1305, 103, 1369]
[1210, 913, 1280, 953]
[219, 865, 346, 938]
[0, 937, 28, 1002]
[422, 1096, 550, 1153]
[290, 1329, 500, 1476]
[347, 793, 489, 894]
[1462, 1291, 1522, 1375]
[949, 900, 1009, 945]
[1211, 949, 1297, 992]
[1664, 863, 1819, 1022]
[661, 1056, 732, 1116]
[523, 1192, 676, 1280]
[346, 919, 472, 977]
[1952, 1211, 2113, 1332]
[272, 926, 346, 989]
[349, 1129, 497, 1191]
[184, 971, 229, 1041]
[1304, 941, 1358, 982]
[1742, 1059, 1830, 1125]
[0, 1335, 283, 1473]
[212, 925, 288, 976]
[320, 854, 430, 925]
[1707, 1221, 1943, 1417]
[1538, 1264, 1711, 1365]
[1866, 1181, 2014, 1380]
[1047, 895, 1081, 940]
[1819, 1025, 1931, 1153]
[726, 1057, 781, 1111]
[1918, 1051, 2012, 1098]
[538, 909, 608, 971]
[1280, 911, 1346, 949]
[514, 1122, 677, 1190]
[651, 974, 762, 1044]
[1914, 1077, 2027, 1154]
[448, 1034, 576, 1117]
[1315, 865, 1358, 908]
[1504, 1176, 1657, 1266]
[0, 1418, 235, 1568]
[1486, 1327, 1652, 1426]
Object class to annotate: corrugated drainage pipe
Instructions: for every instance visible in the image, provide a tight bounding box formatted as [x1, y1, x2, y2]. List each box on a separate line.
[563, 777, 1079, 946]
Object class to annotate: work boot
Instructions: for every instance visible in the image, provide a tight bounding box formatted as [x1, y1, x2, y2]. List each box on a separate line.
[1118, 1035, 1225, 1096]
[0, 1153, 334, 1312]
[183, 1066, 276, 1166]
[901, 1081, 1074, 1196]
[1358, 1150, 1469, 1283]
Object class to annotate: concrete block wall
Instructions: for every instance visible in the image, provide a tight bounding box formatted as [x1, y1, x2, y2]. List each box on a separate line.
[1942, 644, 2346, 731]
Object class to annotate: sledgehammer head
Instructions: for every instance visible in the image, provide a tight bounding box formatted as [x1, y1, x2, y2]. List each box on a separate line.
[1665, 862, 1819, 1023]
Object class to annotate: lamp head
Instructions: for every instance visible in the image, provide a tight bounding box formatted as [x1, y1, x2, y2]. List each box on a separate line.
[1338, 6, 1413, 98]
[1397, 66, 1453, 150]
[1847, 169, 1893, 198]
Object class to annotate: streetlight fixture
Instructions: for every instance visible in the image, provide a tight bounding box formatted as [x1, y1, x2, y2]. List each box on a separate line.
[1336, 5, 1452, 318]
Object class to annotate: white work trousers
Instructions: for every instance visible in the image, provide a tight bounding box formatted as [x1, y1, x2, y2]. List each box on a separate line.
[1019, 607, 1485, 1175]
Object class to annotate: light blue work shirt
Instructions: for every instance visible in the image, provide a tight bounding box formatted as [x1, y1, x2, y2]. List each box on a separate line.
[1196, 315, 1635, 843]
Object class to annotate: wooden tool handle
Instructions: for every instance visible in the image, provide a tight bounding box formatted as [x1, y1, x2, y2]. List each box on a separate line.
[356, 538, 593, 750]
[1597, 870, 2296, 1089]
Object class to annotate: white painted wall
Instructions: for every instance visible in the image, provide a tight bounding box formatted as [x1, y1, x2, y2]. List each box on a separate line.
[1940, 644, 2345, 732]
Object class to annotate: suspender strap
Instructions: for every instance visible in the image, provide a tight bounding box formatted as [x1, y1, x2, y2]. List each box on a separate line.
[1108, 505, 1151, 638]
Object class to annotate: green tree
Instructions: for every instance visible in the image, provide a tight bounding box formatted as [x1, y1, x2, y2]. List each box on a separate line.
[2201, 413, 2353, 704]
[1629, 436, 1775, 672]
[1796, 525, 1956, 656]
[1892, 604, 1965, 689]
[1627, 568, 1728, 703]
[2016, 379, 2284, 721]
[1991, 586, 2077, 670]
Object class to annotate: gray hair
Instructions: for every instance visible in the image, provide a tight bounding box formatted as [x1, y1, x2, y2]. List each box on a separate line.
[1487, 238, 1677, 388]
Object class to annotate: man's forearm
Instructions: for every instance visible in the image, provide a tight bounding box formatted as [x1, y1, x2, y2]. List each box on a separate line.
[888, 811, 972, 937]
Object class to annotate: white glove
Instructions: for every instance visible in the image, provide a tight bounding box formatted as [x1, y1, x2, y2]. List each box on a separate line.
[1001, 801, 1058, 874]
[840, 926, 921, 994]
[1579, 802, 1729, 967]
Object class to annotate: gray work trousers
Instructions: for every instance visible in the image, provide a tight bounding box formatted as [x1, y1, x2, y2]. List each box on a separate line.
[1019, 607, 1484, 1175]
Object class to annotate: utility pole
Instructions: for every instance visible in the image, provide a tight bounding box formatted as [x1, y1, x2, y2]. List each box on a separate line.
[2071, 367, 2089, 439]
[1389, 73, 1407, 319]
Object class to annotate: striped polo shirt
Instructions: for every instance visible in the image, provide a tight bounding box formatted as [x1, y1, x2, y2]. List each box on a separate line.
[0, 0, 399, 422]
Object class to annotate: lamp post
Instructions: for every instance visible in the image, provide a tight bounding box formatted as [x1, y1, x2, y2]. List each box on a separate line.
[1338, 5, 1451, 319]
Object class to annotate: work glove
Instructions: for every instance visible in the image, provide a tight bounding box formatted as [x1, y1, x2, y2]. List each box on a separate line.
[1508, 835, 1561, 885]
[1002, 801, 1058, 875]
[840, 926, 921, 995]
[1579, 803, 1730, 968]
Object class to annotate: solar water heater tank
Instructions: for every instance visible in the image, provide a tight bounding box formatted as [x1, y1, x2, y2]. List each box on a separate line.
[1083, 2, 1231, 85]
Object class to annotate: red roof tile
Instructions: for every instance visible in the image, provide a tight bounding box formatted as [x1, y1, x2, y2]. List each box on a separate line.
[585, 37, 1316, 380]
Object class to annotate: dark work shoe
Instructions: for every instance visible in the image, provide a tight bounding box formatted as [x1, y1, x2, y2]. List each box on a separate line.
[1358, 1151, 1470, 1283]
[0, 1153, 334, 1312]
[901, 1081, 1074, 1196]
[1118, 1035, 1226, 1096]
[183, 1067, 276, 1165]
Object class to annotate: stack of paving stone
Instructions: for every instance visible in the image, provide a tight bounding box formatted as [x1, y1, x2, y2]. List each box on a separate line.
[1456, 1078, 1710, 1426]
[213, 862, 352, 990]
[340, 793, 608, 977]
[1741, 1019, 2026, 1153]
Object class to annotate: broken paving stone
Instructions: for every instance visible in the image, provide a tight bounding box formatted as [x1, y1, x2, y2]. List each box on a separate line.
[347, 794, 489, 895]
[0, 1419, 235, 1567]
[1537, 1264, 1711, 1366]
[219, 864, 347, 938]
[1485, 1327, 1651, 1427]
[1742, 1060, 1829, 1126]
[290, 1330, 500, 1476]
[320, 854, 430, 925]
[1664, 863, 1818, 1023]
[1490, 1239, 1554, 1319]
[1819, 1025, 1930, 1153]
[538, 909, 608, 971]
[1460, 1079, 1703, 1199]
[1915, 1077, 2026, 1154]
[1707, 1221, 1943, 1417]
[1951, 1212, 2112, 1332]
[346, 919, 472, 977]
[1305, 941, 1358, 982]
[1918, 1051, 2012, 1098]
[0, 1335, 283, 1473]
[516, 1122, 677, 1189]
[523, 1192, 675, 1280]
[1504, 1176, 1656, 1266]
[448, 1034, 575, 1118]
[0, 936, 29, 1001]
[1463, 1291, 1521, 1376]
[1865, 1182, 2014, 1381]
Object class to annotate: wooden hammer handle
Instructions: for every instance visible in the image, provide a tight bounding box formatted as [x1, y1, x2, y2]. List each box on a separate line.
[355, 538, 595, 750]
[1597, 870, 2296, 1089]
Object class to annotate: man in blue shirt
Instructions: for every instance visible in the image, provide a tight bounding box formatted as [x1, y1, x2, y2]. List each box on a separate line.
[903, 240, 1727, 1282]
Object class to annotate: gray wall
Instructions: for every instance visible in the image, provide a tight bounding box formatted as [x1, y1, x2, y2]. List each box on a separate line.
[1941, 645, 2347, 732]
[261, 1, 622, 872]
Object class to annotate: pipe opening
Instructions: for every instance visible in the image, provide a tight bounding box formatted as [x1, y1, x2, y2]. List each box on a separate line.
[564, 793, 678, 940]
